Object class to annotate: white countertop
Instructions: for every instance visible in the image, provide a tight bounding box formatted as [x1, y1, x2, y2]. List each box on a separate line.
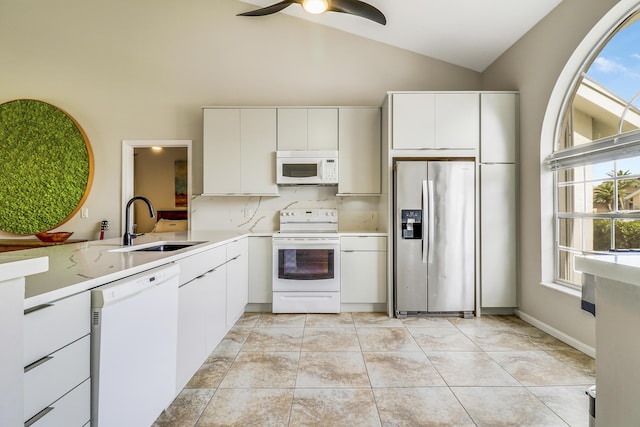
[575, 253, 640, 287]
[0, 255, 48, 283]
[0, 229, 388, 308]
[0, 231, 246, 309]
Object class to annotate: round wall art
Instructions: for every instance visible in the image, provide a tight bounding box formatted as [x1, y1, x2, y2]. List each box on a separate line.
[0, 99, 94, 235]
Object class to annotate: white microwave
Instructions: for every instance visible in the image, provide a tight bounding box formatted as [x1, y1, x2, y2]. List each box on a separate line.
[276, 151, 338, 185]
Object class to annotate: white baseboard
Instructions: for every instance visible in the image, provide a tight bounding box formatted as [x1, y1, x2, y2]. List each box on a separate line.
[515, 309, 596, 358]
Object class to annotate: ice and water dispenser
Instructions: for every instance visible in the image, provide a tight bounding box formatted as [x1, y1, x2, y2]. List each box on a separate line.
[401, 209, 423, 239]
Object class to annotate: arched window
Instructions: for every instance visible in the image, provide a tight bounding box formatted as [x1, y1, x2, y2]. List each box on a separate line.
[548, 10, 640, 288]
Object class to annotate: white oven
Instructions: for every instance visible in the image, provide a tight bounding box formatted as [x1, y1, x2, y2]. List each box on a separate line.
[272, 209, 340, 313]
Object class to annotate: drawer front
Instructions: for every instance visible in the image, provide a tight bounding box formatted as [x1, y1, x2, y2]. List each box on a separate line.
[227, 237, 248, 260]
[340, 236, 386, 251]
[24, 335, 90, 421]
[24, 292, 90, 366]
[26, 378, 90, 427]
[179, 245, 226, 285]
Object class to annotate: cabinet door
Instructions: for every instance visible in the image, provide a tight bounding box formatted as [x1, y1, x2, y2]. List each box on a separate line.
[392, 93, 435, 149]
[481, 93, 517, 163]
[480, 164, 516, 307]
[277, 108, 307, 150]
[434, 93, 479, 149]
[248, 236, 272, 304]
[241, 109, 278, 194]
[203, 109, 241, 194]
[204, 265, 227, 355]
[308, 108, 338, 150]
[341, 250, 387, 303]
[338, 108, 381, 194]
[176, 279, 206, 391]
[226, 239, 249, 328]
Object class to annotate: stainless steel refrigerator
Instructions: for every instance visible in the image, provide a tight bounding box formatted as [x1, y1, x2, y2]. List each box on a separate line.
[394, 160, 475, 317]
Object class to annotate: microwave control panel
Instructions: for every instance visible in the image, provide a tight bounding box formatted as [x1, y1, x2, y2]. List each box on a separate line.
[323, 159, 338, 182]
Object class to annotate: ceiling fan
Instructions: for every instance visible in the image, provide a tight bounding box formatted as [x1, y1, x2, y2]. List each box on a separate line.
[237, 0, 387, 25]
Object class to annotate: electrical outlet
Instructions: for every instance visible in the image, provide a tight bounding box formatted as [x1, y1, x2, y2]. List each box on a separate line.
[243, 208, 252, 218]
[81, 208, 89, 218]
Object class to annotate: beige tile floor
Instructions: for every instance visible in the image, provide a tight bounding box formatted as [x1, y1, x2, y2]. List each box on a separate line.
[154, 312, 595, 427]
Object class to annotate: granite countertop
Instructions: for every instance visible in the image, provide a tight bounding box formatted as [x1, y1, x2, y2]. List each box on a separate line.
[575, 253, 640, 287]
[0, 230, 247, 309]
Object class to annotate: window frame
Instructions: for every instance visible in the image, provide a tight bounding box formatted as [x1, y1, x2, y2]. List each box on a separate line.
[549, 8, 640, 289]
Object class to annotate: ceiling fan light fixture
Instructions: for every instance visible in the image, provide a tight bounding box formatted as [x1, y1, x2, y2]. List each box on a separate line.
[302, 0, 329, 14]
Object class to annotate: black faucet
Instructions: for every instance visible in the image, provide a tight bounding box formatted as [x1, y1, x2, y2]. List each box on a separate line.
[123, 196, 155, 246]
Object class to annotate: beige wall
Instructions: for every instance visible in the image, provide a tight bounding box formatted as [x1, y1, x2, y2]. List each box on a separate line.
[0, 0, 480, 239]
[481, 0, 627, 350]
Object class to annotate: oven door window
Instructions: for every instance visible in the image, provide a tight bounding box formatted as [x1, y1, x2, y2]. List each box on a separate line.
[278, 248, 334, 280]
[282, 163, 318, 178]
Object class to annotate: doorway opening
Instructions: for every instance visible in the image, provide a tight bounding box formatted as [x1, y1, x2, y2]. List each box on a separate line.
[122, 140, 192, 235]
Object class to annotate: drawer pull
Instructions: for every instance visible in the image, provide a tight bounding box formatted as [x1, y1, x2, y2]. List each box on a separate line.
[24, 356, 53, 373]
[24, 406, 54, 427]
[24, 303, 53, 315]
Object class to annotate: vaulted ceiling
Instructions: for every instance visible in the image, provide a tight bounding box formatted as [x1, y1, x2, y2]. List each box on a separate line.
[237, 0, 564, 72]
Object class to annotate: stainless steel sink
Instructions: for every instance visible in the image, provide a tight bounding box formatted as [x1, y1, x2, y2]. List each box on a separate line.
[108, 241, 206, 253]
[134, 243, 195, 252]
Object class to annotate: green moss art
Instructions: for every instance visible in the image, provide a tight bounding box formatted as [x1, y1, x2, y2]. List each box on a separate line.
[0, 99, 94, 235]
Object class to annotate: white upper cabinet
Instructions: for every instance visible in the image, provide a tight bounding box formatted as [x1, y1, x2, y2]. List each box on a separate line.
[203, 108, 278, 195]
[480, 93, 518, 163]
[435, 93, 479, 149]
[391, 92, 479, 150]
[392, 93, 435, 149]
[277, 108, 338, 151]
[338, 107, 381, 195]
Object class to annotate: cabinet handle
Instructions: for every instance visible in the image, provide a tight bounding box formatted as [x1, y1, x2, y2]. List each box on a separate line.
[24, 303, 53, 315]
[24, 356, 53, 373]
[24, 406, 54, 427]
[342, 250, 355, 253]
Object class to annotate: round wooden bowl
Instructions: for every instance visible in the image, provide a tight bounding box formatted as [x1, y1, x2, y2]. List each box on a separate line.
[35, 231, 73, 242]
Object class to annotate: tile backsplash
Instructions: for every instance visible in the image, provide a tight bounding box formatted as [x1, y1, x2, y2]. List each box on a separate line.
[191, 187, 380, 232]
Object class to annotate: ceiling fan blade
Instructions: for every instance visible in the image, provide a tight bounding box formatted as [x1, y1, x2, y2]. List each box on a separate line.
[237, 1, 299, 17]
[329, 0, 386, 25]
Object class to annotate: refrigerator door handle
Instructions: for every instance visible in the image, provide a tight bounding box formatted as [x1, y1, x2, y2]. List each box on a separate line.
[422, 180, 428, 264]
[427, 180, 435, 264]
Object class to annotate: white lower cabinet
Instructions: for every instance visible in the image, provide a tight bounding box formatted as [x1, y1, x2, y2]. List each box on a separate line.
[24, 335, 90, 423]
[204, 265, 227, 355]
[340, 236, 387, 304]
[248, 236, 272, 304]
[23, 291, 90, 426]
[226, 238, 249, 329]
[27, 379, 91, 427]
[176, 239, 249, 391]
[176, 246, 227, 391]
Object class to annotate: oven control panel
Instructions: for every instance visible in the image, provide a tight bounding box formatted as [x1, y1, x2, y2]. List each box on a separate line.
[279, 208, 338, 232]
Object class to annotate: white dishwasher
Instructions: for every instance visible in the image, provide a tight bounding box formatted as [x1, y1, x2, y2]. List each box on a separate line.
[91, 263, 179, 427]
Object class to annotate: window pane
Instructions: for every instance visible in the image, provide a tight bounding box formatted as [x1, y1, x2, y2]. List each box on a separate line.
[588, 218, 612, 252]
[591, 180, 615, 213]
[558, 166, 584, 183]
[616, 157, 640, 176]
[559, 218, 581, 250]
[558, 183, 585, 213]
[586, 162, 614, 181]
[614, 219, 640, 250]
[558, 249, 582, 285]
